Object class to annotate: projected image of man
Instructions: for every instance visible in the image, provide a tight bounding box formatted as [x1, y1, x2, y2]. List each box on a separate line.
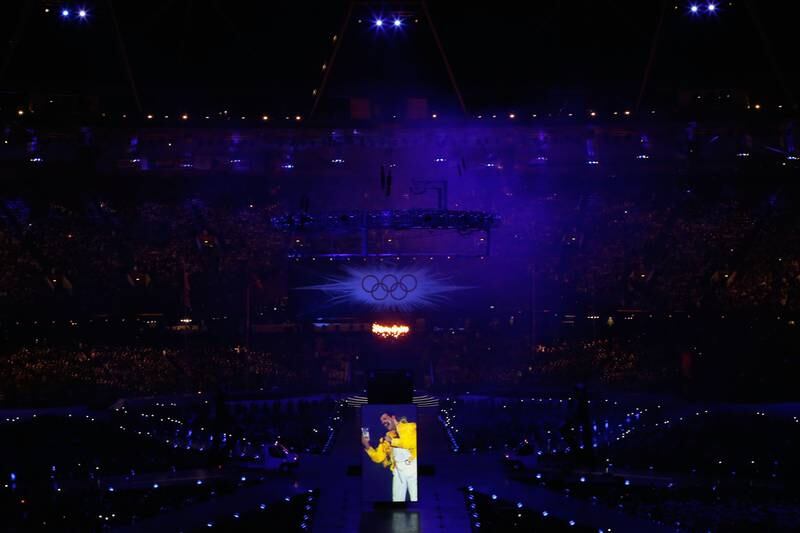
[362, 412, 418, 502]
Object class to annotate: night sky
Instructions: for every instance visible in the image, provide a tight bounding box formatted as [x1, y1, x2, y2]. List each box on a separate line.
[1, 1, 798, 114]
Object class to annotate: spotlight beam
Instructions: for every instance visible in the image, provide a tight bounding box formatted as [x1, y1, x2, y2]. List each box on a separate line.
[636, 0, 669, 112]
[743, 0, 797, 109]
[0, 0, 35, 86]
[420, 0, 467, 114]
[310, 0, 355, 118]
[106, 0, 143, 114]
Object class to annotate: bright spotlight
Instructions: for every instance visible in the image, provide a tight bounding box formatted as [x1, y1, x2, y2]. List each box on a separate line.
[78, 8, 87, 18]
[61, 8, 70, 17]
[374, 18, 384, 28]
[706, 3, 716, 12]
[393, 18, 402, 27]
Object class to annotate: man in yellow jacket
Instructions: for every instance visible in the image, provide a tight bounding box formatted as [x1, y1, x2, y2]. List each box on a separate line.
[362, 412, 418, 502]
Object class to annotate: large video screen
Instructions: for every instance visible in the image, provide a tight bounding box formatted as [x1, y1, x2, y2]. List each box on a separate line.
[360, 404, 419, 503]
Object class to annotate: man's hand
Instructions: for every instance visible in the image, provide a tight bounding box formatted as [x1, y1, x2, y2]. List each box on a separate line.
[361, 435, 371, 449]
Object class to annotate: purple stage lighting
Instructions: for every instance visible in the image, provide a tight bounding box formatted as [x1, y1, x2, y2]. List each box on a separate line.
[78, 8, 87, 18]
[707, 3, 717, 12]
[689, 4, 699, 13]
[61, 8, 70, 17]
[393, 18, 402, 27]
[374, 18, 384, 28]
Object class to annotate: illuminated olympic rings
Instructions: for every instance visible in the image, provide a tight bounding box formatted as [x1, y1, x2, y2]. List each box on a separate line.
[361, 274, 418, 301]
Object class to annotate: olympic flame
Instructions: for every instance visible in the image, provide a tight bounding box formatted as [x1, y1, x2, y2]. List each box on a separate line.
[371, 323, 410, 339]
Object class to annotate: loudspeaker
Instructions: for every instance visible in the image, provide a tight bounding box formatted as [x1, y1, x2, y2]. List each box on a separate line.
[367, 370, 413, 404]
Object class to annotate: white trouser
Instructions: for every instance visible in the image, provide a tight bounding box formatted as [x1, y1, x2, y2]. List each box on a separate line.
[392, 459, 418, 502]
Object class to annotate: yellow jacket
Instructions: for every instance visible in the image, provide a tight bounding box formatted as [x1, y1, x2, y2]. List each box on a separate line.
[365, 421, 417, 470]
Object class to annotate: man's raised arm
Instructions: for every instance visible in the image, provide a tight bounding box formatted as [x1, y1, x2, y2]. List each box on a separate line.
[390, 422, 417, 450]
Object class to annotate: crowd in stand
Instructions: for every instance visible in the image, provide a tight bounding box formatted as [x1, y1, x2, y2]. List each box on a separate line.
[0, 335, 663, 407]
[3, 174, 800, 321]
[0, 159, 798, 407]
[500, 189, 800, 315]
[0, 345, 304, 406]
[0, 198, 285, 320]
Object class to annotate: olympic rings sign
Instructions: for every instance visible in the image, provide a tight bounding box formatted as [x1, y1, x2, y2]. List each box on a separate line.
[361, 274, 418, 301]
